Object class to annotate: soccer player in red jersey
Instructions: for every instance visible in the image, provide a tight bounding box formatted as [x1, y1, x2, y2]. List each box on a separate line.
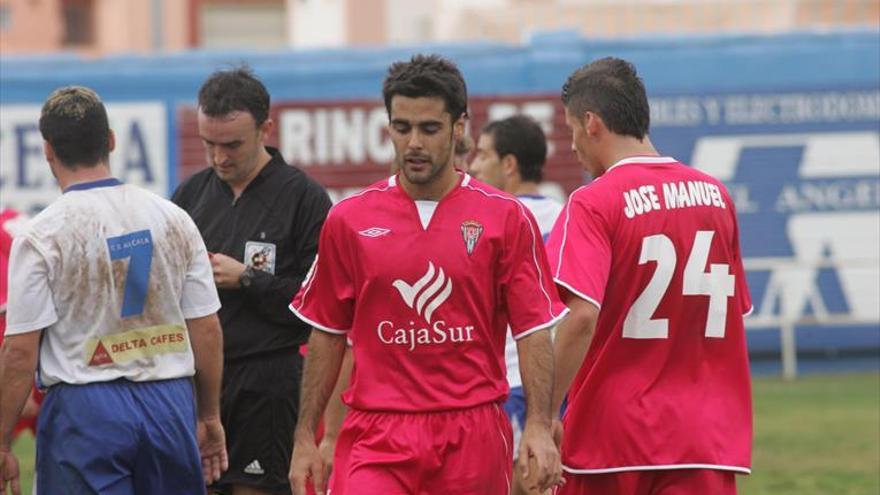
[546, 57, 753, 495]
[288, 54, 567, 495]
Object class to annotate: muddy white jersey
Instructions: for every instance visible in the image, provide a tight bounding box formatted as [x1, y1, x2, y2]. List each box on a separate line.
[6, 179, 220, 386]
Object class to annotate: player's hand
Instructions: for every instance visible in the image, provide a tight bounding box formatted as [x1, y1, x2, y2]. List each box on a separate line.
[518, 421, 563, 492]
[317, 435, 336, 482]
[208, 253, 247, 289]
[197, 417, 228, 484]
[0, 450, 21, 495]
[290, 438, 327, 495]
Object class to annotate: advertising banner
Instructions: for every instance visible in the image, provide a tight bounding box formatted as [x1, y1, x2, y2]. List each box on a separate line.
[178, 88, 880, 331]
[0, 102, 168, 214]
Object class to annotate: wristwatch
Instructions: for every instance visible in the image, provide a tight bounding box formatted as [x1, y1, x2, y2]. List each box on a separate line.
[239, 266, 256, 288]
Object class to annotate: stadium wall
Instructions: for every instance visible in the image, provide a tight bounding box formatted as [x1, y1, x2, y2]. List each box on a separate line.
[2, 30, 878, 370]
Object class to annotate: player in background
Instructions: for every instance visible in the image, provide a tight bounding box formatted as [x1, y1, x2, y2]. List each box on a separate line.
[173, 67, 332, 495]
[453, 134, 474, 171]
[289, 54, 566, 495]
[0, 86, 226, 495]
[468, 114, 563, 495]
[546, 57, 753, 495]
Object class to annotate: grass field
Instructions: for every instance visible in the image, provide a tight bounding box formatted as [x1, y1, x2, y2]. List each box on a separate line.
[10, 372, 880, 495]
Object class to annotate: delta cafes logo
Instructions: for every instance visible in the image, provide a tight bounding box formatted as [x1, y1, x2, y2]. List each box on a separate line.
[377, 262, 476, 351]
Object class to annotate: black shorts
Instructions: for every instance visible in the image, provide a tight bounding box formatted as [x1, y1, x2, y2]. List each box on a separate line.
[213, 350, 302, 494]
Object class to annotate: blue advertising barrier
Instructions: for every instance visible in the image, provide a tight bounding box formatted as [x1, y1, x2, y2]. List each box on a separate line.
[2, 30, 878, 374]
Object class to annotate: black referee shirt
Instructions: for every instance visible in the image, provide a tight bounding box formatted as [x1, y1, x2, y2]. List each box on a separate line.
[172, 147, 332, 361]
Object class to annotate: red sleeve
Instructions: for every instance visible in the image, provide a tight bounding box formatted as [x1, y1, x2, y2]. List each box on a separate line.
[546, 191, 611, 310]
[500, 203, 568, 339]
[289, 210, 355, 334]
[727, 199, 753, 316]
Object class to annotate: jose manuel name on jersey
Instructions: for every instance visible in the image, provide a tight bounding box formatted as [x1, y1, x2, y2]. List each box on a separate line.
[623, 179, 728, 219]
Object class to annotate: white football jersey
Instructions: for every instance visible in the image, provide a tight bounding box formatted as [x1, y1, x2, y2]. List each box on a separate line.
[505, 195, 563, 388]
[6, 179, 220, 386]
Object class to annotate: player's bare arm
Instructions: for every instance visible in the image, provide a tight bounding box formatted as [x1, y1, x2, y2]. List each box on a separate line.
[516, 328, 563, 492]
[290, 330, 346, 495]
[0, 331, 41, 495]
[551, 294, 599, 415]
[186, 313, 228, 484]
[318, 346, 353, 475]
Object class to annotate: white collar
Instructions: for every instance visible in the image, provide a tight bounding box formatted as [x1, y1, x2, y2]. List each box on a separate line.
[605, 156, 677, 174]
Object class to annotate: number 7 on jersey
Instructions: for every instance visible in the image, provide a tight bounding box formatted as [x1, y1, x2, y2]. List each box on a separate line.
[107, 230, 154, 318]
[623, 230, 735, 339]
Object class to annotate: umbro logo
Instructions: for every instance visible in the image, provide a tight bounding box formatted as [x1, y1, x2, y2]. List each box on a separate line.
[359, 227, 391, 237]
[392, 262, 452, 323]
[244, 459, 265, 475]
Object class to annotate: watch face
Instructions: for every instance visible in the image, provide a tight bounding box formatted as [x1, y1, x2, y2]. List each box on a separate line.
[240, 269, 253, 287]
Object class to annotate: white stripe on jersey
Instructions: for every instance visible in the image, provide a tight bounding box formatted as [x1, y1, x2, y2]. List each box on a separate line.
[462, 185, 562, 322]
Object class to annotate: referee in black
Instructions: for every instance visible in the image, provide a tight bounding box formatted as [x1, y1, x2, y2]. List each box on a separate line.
[173, 67, 331, 495]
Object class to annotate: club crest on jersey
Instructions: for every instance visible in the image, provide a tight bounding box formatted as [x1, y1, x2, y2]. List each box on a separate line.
[460, 220, 483, 256]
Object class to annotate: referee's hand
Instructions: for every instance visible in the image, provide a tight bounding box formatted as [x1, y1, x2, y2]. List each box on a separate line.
[0, 450, 21, 495]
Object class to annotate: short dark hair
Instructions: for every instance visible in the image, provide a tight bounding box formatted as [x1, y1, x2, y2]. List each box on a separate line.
[39, 86, 111, 168]
[382, 54, 468, 122]
[482, 115, 548, 183]
[561, 57, 650, 140]
[198, 66, 270, 126]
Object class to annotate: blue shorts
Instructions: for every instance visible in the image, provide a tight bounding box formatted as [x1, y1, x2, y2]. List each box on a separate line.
[36, 378, 204, 495]
[503, 386, 526, 460]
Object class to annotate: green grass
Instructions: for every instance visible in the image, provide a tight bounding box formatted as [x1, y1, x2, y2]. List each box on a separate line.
[10, 430, 34, 495]
[10, 373, 880, 495]
[741, 372, 880, 495]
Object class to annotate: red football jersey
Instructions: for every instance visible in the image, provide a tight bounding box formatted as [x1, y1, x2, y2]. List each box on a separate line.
[291, 173, 567, 412]
[0, 208, 25, 342]
[546, 156, 753, 474]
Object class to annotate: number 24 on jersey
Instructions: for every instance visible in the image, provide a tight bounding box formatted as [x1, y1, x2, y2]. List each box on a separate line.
[623, 230, 735, 340]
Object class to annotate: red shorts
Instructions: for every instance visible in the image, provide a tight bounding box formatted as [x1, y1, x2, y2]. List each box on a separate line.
[556, 469, 738, 495]
[329, 402, 512, 495]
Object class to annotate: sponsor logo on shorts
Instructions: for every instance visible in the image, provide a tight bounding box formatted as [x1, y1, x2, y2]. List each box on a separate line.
[244, 459, 265, 475]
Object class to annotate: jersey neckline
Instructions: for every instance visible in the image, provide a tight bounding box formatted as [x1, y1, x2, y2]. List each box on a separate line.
[63, 177, 122, 194]
[605, 156, 677, 174]
[389, 172, 471, 231]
